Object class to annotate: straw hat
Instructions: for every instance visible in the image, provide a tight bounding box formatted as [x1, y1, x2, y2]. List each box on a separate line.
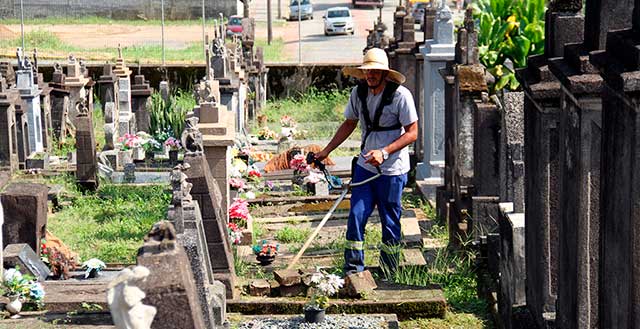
[343, 48, 406, 84]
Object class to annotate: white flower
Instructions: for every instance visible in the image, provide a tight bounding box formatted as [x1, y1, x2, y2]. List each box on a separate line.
[326, 274, 344, 290]
[82, 258, 106, 270]
[4, 268, 22, 283]
[310, 272, 323, 285]
[245, 191, 256, 199]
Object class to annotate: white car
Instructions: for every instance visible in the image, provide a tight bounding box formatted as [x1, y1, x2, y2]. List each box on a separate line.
[323, 7, 354, 36]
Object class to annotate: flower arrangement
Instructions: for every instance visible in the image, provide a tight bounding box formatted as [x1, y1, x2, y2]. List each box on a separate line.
[2, 267, 45, 310]
[305, 271, 344, 310]
[257, 127, 278, 140]
[289, 154, 310, 176]
[252, 240, 279, 257]
[231, 158, 249, 178]
[117, 133, 141, 151]
[227, 222, 243, 245]
[229, 177, 248, 190]
[164, 137, 181, 151]
[229, 198, 249, 227]
[82, 258, 107, 278]
[247, 168, 262, 182]
[280, 115, 296, 128]
[303, 169, 327, 185]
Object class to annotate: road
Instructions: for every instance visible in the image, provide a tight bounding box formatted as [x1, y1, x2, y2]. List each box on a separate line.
[250, 0, 405, 64]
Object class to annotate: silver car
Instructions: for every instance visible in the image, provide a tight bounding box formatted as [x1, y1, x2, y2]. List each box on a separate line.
[289, 0, 313, 20]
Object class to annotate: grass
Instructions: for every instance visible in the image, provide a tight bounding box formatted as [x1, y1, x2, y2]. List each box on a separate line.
[255, 38, 287, 63]
[0, 30, 284, 64]
[1, 17, 229, 26]
[47, 183, 171, 264]
[274, 225, 311, 244]
[252, 87, 357, 140]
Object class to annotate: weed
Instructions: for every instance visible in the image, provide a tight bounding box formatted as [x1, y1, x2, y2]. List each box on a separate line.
[233, 246, 251, 278]
[274, 226, 311, 244]
[252, 221, 265, 244]
[48, 184, 170, 263]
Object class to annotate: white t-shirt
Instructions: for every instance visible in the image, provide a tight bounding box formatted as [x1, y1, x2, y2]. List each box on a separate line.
[344, 84, 418, 176]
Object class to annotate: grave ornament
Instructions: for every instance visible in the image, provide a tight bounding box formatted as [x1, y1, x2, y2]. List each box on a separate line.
[181, 116, 203, 155]
[170, 163, 193, 206]
[107, 266, 157, 329]
[140, 220, 177, 253]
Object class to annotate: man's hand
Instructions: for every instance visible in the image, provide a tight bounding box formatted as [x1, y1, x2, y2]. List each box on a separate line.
[314, 149, 330, 162]
[364, 149, 384, 167]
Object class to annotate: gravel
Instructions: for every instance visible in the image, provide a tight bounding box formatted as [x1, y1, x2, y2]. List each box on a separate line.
[237, 314, 390, 329]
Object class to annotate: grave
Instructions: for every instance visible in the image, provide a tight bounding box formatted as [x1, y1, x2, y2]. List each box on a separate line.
[15, 49, 44, 155]
[0, 73, 20, 171]
[136, 221, 207, 329]
[167, 163, 228, 328]
[75, 97, 99, 191]
[49, 63, 72, 141]
[131, 73, 153, 133]
[64, 55, 90, 126]
[113, 46, 135, 138]
[590, 0, 640, 326]
[32, 50, 54, 152]
[1, 182, 48, 255]
[181, 116, 237, 299]
[416, 0, 454, 200]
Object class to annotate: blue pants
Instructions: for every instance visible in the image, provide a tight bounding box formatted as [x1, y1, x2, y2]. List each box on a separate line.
[344, 164, 407, 274]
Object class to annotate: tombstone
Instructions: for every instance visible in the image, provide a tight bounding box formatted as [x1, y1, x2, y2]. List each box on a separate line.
[167, 164, 227, 328]
[32, 50, 53, 152]
[75, 98, 99, 191]
[64, 55, 89, 126]
[49, 64, 72, 140]
[498, 92, 525, 213]
[16, 50, 44, 155]
[103, 102, 117, 150]
[0, 77, 20, 171]
[416, 1, 455, 200]
[589, 1, 640, 326]
[97, 63, 119, 112]
[136, 221, 206, 329]
[515, 1, 585, 326]
[0, 62, 15, 87]
[497, 203, 526, 329]
[211, 36, 228, 79]
[182, 118, 237, 299]
[3, 243, 50, 281]
[1, 182, 48, 255]
[131, 74, 153, 133]
[113, 45, 134, 138]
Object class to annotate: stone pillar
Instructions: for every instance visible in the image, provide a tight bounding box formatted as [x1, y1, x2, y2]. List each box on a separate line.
[75, 99, 98, 191]
[16, 63, 43, 154]
[49, 67, 71, 140]
[38, 85, 53, 152]
[547, 1, 633, 327]
[498, 92, 525, 213]
[136, 221, 207, 329]
[167, 165, 227, 328]
[64, 56, 89, 126]
[0, 79, 19, 171]
[1, 183, 48, 255]
[497, 203, 526, 329]
[590, 2, 640, 326]
[97, 64, 119, 114]
[113, 47, 133, 137]
[416, 2, 455, 200]
[516, 1, 585, 326]
[131, 75, 153, 133]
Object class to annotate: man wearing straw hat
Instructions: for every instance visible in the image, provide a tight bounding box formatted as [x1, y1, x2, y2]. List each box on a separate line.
[315, 48, 418, 275]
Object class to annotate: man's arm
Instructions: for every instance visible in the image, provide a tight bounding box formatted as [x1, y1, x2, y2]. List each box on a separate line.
[314, 119, 358, 161]
[364, 121, 418, 167]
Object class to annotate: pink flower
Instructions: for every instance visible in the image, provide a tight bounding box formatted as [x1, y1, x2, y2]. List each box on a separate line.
[229, 178, 247, 190]
[289, 154, 309, 173]
[229, 198, 249, 221]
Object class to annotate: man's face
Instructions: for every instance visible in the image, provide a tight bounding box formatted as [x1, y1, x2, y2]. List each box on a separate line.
[365, 69, 386, 89]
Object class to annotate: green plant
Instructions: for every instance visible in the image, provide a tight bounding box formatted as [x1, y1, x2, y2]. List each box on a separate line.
[149, 89, 195, 140]
[470, 0, 546, 91]
[274, 226, 311, 244]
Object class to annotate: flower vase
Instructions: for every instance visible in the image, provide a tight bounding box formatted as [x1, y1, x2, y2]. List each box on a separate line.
[5, 294, 22, 317]
[169, 150, 179, 162]
[87, 268, 99, 278]
[132, 146, 145, 161]
[256, 255, 276, 266]
[280, 127, 294, 140]
[304, 307, 325, 323]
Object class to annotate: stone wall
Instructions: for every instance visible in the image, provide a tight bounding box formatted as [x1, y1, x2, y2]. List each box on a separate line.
[0, 0, 238, 19]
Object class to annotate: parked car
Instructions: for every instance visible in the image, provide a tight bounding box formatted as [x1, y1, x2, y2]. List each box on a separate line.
[226, 15, 243, 37]
[323, 7, 354, 36]
[289, 0, 314, 20]
[351, 0, 383, 9]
